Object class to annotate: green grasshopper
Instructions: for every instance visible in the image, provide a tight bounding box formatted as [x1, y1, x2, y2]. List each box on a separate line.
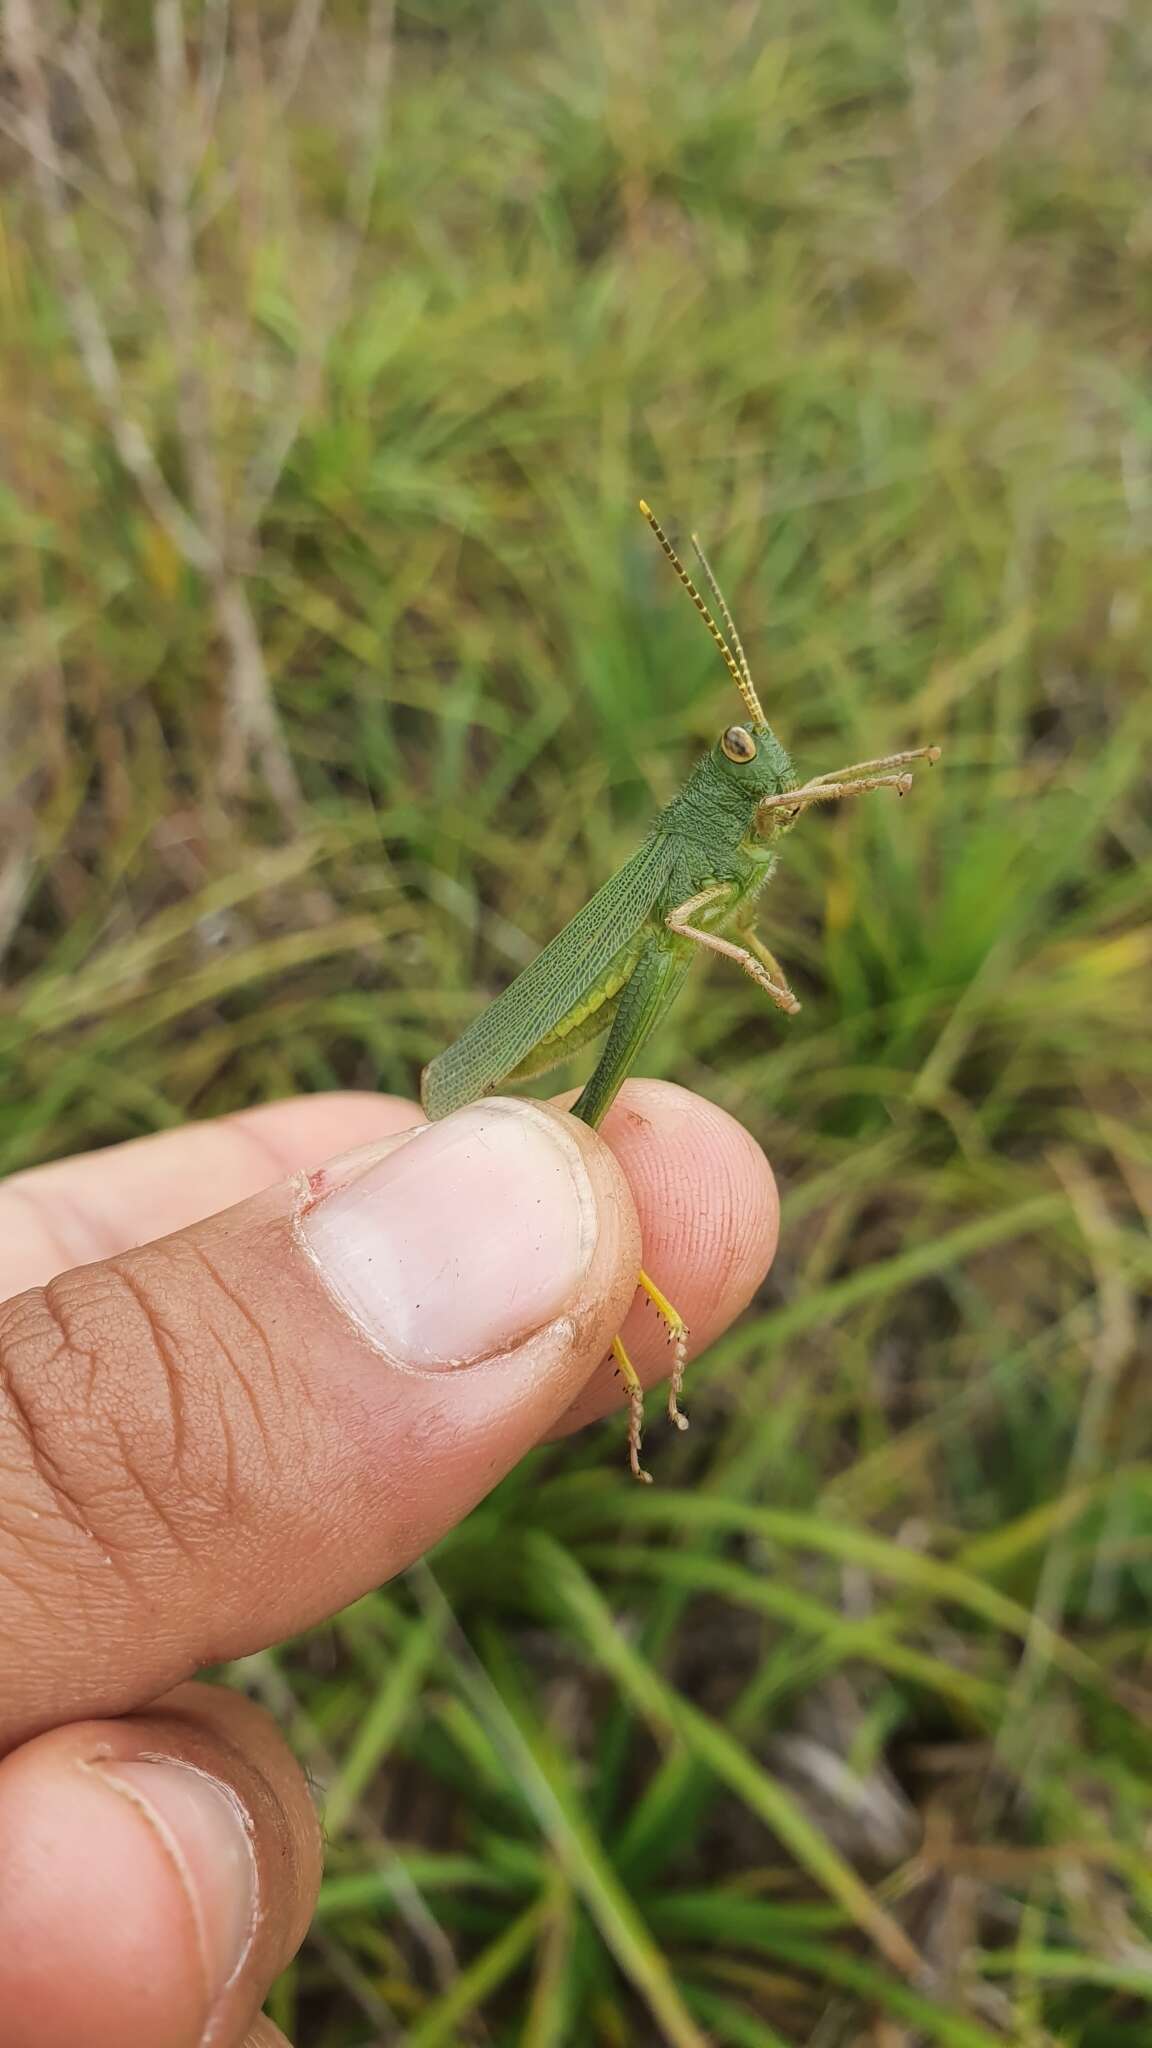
[423, 501, 939, 1479]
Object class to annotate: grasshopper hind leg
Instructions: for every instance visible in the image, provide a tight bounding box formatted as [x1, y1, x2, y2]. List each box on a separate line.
[611, 1336, 652, 1483]
[636, 1269, 690, 1430]
[610, 1272, 690, 1484]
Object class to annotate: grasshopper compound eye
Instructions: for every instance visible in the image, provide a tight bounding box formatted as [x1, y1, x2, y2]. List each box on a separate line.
[721, 724, 757, 763]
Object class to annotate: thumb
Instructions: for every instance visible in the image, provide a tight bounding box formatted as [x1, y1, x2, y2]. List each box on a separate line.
[0, 1098, 639, 1752]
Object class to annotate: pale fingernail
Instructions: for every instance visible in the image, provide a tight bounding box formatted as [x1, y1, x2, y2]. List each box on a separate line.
[94, 1758, 257, 2023]
[298, 1100, 599, 1367]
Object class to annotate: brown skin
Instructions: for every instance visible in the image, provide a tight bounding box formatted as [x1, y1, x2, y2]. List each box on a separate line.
[0, 1082, 778, 2047]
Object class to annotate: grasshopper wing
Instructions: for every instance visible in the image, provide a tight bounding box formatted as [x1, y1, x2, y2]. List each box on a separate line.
[421, 832, 673, 1118]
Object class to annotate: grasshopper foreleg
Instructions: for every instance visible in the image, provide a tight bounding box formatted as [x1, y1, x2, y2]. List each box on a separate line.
[667, 885, 801, 1015]
[758, 770, 913, 820]
[807, 744, 941, 786]
[757, 746, 939, 826]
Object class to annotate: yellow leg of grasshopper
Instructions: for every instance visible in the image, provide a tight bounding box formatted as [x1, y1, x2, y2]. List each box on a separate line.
[609, 1272, 690, 1483]
[636, 1269, 690, 1431]
[611, 1335, 652, 1484]
[571, 939, 694, 1477]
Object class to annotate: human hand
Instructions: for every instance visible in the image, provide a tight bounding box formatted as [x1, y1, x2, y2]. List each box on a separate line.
[0, 1080, 778, 2047]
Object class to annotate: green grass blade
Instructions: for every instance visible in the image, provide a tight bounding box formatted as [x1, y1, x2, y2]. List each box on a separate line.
[322, 1615, 442, 1838]
[406, 1900, 546, 2048]
[534, 1537, 924, 1981]
[556, 1492, 1120, 1697]
[581, 1541, 1003, 1719]
[412, 1567, 710, 2048]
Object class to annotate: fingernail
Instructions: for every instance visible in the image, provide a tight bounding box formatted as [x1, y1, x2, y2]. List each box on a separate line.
[299, 1100, 599, 1367]
[94, 1759, 257, 2016]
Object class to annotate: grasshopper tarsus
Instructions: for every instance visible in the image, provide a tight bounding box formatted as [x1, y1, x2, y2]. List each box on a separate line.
[629, 1390, 653, 1484]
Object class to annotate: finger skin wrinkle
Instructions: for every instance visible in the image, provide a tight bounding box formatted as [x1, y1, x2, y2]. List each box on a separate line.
[191, 1243, 292, 1459]
[0, 1286, 107, 1552]
[0, 1512, 74, 1615]
[102, 1258, 195, 1507]
[211, 1378, 242, 1513]
[0, 1241, 295, 1595]
[0, 1173, 109, 1277]
[99, 1238, 299, 1536]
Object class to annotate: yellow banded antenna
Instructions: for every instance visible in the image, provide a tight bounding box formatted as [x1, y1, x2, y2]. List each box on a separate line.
[638, 500, 766, 728]
[690, 530, 760, 712]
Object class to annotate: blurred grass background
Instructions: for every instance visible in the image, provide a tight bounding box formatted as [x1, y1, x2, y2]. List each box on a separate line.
[3, 1, 1152, 2041]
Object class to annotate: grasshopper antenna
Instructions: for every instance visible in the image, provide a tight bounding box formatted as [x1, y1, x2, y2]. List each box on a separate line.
[639, 500, 767, 728]
[691, 531, 756, 701]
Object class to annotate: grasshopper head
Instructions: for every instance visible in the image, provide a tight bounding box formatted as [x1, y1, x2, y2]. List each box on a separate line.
[712, 719, 797, 807]
[638, 499, 798, 813]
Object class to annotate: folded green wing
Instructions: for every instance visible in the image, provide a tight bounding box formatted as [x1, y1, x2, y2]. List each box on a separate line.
[421, 832, 672, 1118]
